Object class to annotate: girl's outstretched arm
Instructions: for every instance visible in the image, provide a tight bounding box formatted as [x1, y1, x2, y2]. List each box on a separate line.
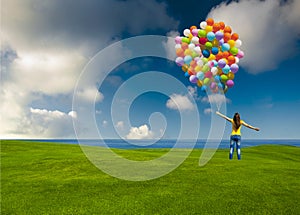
[242, 121, 260, 131]
[216, 111, 232, 122]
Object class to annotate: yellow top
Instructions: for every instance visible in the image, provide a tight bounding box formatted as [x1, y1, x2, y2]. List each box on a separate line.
[230, 119, 244, 136]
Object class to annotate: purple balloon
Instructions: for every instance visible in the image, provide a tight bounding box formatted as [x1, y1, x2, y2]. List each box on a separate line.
[175, 57, 184, 66]
[215, 31, 224, 41]
[230, 64, 239, 73]
[218, 59, 226, 68]
[226, 80, 234, 88]
[210, 82, 217, 89]
[189, 75, 198, 84]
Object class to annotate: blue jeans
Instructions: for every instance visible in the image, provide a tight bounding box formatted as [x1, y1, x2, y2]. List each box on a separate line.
[229, 135, 241, 160]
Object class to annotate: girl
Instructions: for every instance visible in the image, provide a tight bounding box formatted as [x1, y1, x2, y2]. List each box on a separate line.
[216, 111, 260, 160]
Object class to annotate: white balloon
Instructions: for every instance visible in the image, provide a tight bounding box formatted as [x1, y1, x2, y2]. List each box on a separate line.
[175, 44, 181, 49]
[188, 43, 195, 50]
[191, 36, 199, 44]
[194, 46, 201, 54]
[211, 67, 218, 75]
[235, 57, 240, 64]
[183, 29, 191, 37]
[200, 21, 207, 30]
[235, 39, 242, 47]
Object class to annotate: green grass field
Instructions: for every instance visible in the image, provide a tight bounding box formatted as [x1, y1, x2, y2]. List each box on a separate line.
[1, 140, 300, 214]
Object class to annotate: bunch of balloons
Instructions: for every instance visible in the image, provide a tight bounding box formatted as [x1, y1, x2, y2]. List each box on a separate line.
[174, 18, 244, 93]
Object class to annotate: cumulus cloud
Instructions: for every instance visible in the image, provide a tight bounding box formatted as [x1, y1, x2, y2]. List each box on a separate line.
[166, 94, 195, 111]
[208, 0, 300, 73]
[126, 124, 154, 139]
[115, 121, 125, 130]
[1, 0, 178, 138]
[1, 108, 77, 138]
[75, 87, 104, 103]
[204, 108, 213, 115]
[163, 31, 180, 61]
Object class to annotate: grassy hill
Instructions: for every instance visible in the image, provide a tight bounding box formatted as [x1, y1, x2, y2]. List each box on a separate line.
[1, 140, 300, 214]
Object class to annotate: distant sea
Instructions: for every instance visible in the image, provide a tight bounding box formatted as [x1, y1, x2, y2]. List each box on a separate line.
[19, 139, 300, 149]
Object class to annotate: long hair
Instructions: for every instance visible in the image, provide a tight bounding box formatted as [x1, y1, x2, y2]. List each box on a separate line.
[233, 113, 241, 130]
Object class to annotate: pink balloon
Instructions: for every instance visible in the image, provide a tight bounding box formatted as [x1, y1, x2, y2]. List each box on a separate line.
[175, 36, 182, 44]
[236, 50, 244, 59]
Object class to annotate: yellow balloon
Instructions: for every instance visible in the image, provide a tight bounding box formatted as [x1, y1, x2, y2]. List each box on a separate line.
[228, 72, 235, 80]
[205, 26, 213, 33]
[184, 49, 192, 56]
[195, 65, 202, 72]
[208, 54, 216, 61]
[182, 64, 189, 72]
[212, 39, 219, 47]
[228, 40, 235, 48]
[218, 68, 223, 75]
[197, 80, 203, 87]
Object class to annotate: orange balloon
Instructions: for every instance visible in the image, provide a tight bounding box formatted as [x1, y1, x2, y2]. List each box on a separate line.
[227, 55, 236, 65]
[181, 43, 189, 50]
[222, 51, 230, 59]
[188, 68, 195, 75]
[190, 60, 197, 68]
[206, 18, 214, 26]
[176, 48, 184, 57]
[213, 23, 220, 32]
[190, 25, 197, 31]
[215, 52, 223, 61]
[231, 33, 239, 41]
[223, 32, 231, 42]
[224, 26, 232, 34]
[219, 22, 225, 30]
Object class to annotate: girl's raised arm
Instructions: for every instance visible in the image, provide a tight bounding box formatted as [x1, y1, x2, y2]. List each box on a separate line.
[216, 111, 232, 122]
[242, 121, 260, 131]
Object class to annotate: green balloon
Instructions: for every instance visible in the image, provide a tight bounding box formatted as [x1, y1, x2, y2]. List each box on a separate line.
[198, 30, 207, 38]
[230, 47, 239, 55]
[192, 51, 199, 58]
[202, 65, 210, 72]
[182, 37, 190, 44]
[221, 74, 228, 82]
[203, 78, 211, 85]
[205, 42, 213, 49]
[202, 58, 208, 64]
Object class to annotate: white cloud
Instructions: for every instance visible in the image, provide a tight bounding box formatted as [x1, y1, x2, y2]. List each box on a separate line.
[204, 108, 212, 115]
[102, 120, 108, 127]
[115, 121, 125, 130]
[75, 87, 104, 103]
[163, 31, 179, 61]
[4, 108, 77, 138]
[187, 86, 198, 98]
[126, 124, 154, 139]
[166, 94, 195, 111]
[208, 0, 300, 73]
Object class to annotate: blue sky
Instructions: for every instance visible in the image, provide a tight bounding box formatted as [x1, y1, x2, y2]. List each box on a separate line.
[1, 0, 300, 139]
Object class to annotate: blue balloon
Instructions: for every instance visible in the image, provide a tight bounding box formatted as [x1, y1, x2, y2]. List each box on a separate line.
[207, 32, 215, 41]
[211, 47, 219, 55]
[184, 55, 192, 64]
[214, 75, 221, 82]
[202, 49, 210, 58]
[201, 85, 207, 92]
[184, 72, 190, 77]
[221, 43, 230, 52]
[222, 65, 230, 74]
[196, 71, 204, 80]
